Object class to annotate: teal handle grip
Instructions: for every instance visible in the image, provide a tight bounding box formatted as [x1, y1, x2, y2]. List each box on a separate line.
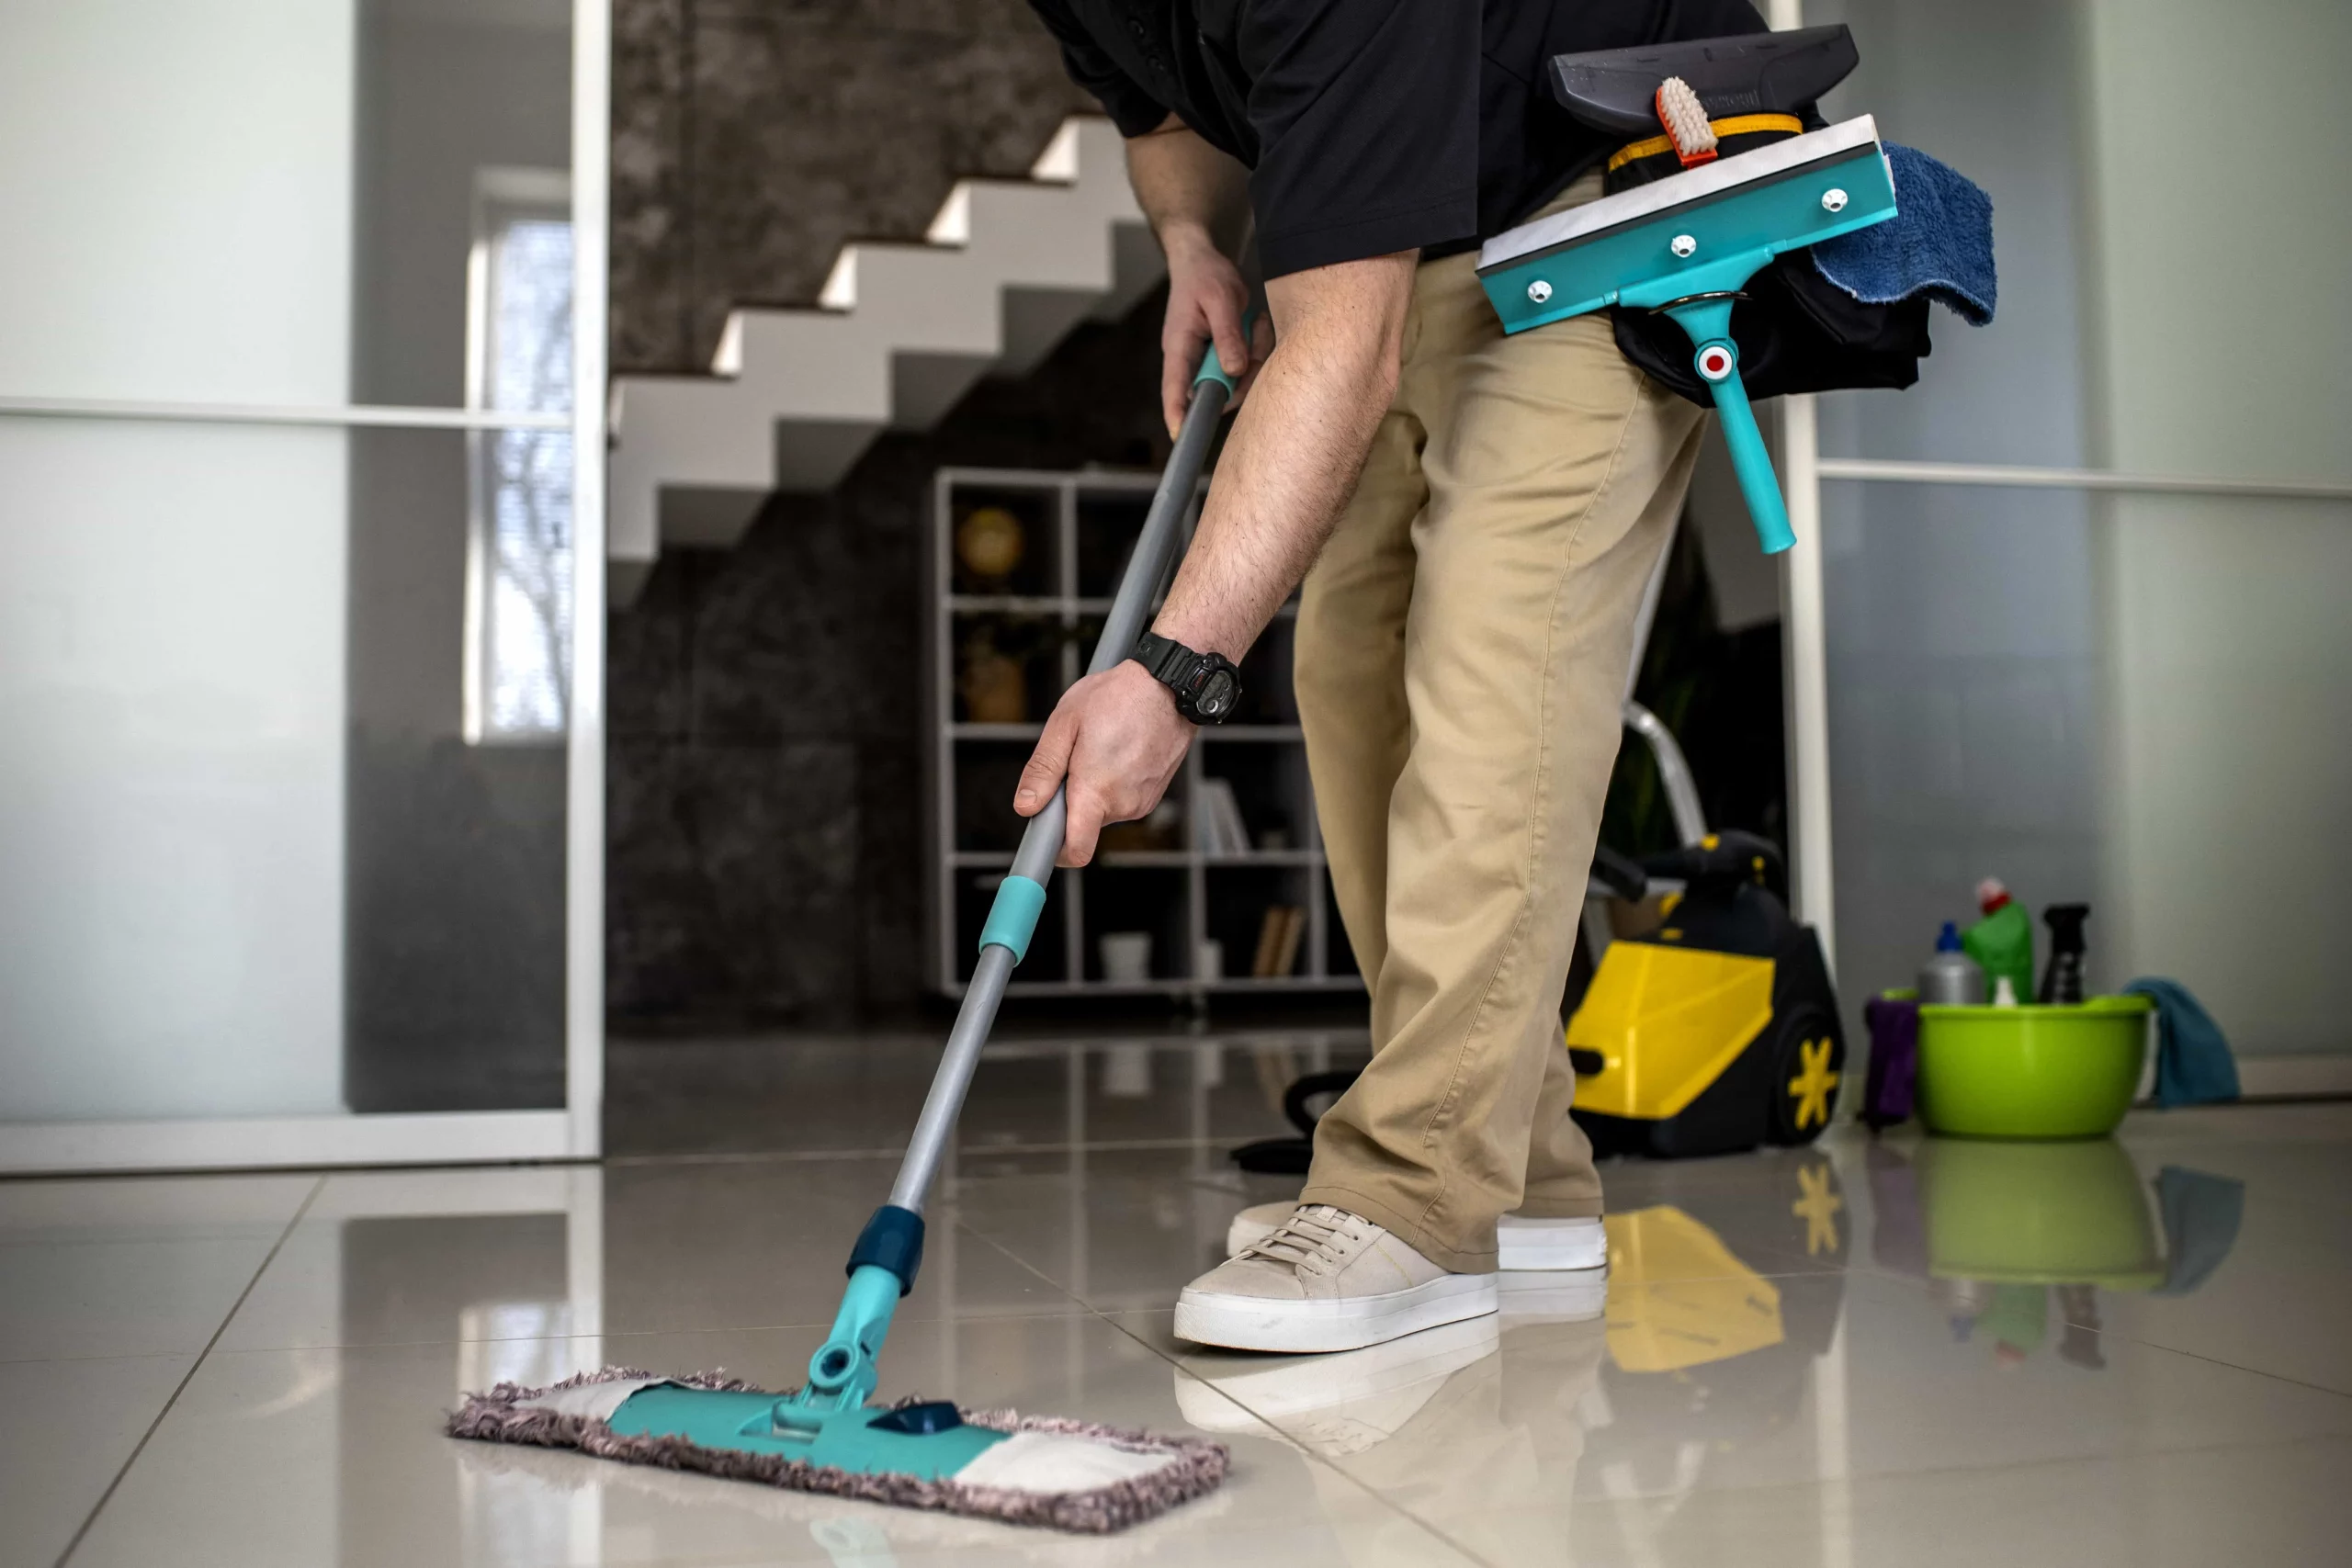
[1659, 295, 1794, 556]
[976, 874, 1047, 963]
[1705, 361, 1796, 556]
[1191, 306, 1261, 394]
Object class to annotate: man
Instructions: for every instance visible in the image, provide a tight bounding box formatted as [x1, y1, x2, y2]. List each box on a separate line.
[1014, 0, 1768, 1352]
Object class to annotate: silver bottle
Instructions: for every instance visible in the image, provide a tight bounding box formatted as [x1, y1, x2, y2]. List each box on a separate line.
[1918, 920, 1985, 1005]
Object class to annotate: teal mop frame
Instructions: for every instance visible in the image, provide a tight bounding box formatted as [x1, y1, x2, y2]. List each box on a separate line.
[1475, 115, 1898, 554]
[604, 342, 1243, 1478]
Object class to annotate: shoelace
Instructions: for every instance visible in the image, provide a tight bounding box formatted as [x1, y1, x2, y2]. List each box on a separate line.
[1238, 1204, 1361, 1271]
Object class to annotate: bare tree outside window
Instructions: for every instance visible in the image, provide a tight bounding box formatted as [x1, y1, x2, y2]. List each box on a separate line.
[465, 170, 573, 744]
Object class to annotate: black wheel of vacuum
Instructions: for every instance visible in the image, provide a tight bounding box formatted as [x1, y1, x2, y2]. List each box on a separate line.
[1763, 1002, 1844, 1145]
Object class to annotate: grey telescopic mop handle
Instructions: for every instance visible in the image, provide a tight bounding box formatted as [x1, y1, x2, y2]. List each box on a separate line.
[886, 373, 1233, 1215]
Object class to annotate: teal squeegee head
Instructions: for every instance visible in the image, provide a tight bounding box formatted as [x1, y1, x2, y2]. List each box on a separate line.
[1476, 115, 1897, 554]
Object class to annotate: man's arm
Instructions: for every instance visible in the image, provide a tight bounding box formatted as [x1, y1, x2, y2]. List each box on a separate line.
[1125, 115, 1263, 434]
[1013, 252, 1416, 864]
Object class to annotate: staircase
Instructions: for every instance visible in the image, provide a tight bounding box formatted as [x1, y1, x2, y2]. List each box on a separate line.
[606, 116, 1162, 604]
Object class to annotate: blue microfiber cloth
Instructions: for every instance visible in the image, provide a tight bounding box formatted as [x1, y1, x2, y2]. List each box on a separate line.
[1812, 142, 1996, 326]
[2122, 977, 2241, 1108]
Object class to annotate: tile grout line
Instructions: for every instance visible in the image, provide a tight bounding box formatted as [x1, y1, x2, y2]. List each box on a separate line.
[177, 1303, 1114, 1359]
[51, 1175, 326, 1568]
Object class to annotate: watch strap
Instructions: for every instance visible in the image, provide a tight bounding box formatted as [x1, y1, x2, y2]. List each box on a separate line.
[1135, 631, 1191, 686]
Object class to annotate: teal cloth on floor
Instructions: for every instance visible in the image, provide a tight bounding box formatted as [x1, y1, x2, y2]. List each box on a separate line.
[2123, 977, 2240, 1107]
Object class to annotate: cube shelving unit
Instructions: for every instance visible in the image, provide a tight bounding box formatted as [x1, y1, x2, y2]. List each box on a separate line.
[927, 466, 1364, 999]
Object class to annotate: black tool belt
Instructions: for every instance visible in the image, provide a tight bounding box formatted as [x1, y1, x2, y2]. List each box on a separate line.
[1545, 25, 1930, 406]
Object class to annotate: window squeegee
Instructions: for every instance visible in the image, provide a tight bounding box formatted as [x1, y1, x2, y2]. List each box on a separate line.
[1476, 114, 1897, 554]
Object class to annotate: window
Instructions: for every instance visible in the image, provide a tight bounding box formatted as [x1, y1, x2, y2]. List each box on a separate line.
[464, 169, 574, 743]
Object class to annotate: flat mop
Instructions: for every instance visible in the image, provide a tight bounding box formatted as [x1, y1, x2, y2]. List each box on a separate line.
[449, 345, 1248, 1533]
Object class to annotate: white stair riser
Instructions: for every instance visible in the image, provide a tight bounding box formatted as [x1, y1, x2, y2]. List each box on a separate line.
[606, 117, 1159, 602]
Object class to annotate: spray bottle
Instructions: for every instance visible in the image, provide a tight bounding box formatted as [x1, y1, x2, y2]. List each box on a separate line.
[1962, 878, 2035, 1006]
[2039, 903, 2091, 1004]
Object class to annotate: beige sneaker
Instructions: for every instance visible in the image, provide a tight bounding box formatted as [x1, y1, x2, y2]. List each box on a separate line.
[1174, 1203, 1498, 1353]
[1227, 1201, 1608, 1272]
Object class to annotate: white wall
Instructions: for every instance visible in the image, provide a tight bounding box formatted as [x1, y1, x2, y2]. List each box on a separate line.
[2081, 0, 2352, 1053]
[0, 1, 355, 1119]
[1807, 0, 2350, 1055]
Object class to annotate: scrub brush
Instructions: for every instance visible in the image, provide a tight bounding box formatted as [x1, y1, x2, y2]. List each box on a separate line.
[1654, 76, 1719, 167]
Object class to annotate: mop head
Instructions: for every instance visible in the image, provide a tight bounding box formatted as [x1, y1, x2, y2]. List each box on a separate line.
[447, 1368, 1228, 1534]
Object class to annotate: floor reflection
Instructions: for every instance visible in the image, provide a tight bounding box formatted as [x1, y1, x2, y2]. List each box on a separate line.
[20, 1048, 2344, 1567]
[1864, 1136, 2245, 1372]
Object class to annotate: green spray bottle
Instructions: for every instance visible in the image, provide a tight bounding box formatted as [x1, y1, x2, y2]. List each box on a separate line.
[1962, 878, 2036, 1005]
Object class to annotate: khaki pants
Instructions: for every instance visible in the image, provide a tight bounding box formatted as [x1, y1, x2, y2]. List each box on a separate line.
[1295, 177, 1706, 1272]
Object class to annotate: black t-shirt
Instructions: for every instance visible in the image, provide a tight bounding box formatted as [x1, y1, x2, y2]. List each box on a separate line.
[1027, 0, 1770, 277]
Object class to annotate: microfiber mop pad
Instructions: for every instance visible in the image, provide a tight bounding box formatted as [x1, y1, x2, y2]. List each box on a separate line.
[448, 1368, 1228, 1534]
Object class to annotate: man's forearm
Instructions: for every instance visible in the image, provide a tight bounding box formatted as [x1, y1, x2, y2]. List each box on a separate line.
[1125, 115, 1249, 261]
[1152, 254, 1417, 661]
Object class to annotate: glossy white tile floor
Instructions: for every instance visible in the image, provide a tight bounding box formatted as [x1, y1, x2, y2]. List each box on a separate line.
[7, 1044, 2350, 1567]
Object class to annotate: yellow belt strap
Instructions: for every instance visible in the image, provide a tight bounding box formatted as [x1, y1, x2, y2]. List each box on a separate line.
[1607, 113, 1806, 173]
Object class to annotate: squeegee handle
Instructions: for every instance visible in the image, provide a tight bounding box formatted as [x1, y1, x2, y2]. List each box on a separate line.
[884, 364, 1235, 1221]
[1708, 368, 1796, 556]
[1659, 295, 1794, 556]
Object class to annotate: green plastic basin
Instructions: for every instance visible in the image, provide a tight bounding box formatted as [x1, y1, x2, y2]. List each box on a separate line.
[1915, 995, 2153, 1139]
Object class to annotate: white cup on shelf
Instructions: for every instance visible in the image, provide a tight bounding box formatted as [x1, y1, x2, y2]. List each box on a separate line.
[1099, 931, 1152, 984]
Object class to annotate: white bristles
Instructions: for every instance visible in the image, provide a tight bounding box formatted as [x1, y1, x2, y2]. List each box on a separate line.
[1654, 76, 1719, 165]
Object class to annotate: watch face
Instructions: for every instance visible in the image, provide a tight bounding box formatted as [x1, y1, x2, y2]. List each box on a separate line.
[1194, 669, 1236, 718]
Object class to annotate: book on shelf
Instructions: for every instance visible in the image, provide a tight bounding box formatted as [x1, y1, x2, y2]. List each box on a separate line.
[1250, 904, 1306, 977]
[1194, 778, 1252, 856]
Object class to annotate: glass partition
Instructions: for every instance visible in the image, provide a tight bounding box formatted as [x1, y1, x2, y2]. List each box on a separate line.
[0, 0, 575, 412]
[1800, 0, 2352, 1058]
[0, 0, 600, 1166]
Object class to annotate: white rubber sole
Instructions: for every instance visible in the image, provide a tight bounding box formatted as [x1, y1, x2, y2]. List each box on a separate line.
[1226, 1206, 1610, 1273]
[1173, 1270, 1498, 1354]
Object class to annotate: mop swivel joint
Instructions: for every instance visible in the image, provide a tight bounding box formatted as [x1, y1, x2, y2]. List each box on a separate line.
[789, 1263, 904, 1414]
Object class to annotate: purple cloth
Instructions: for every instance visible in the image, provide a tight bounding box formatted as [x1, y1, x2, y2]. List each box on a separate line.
[1862, 994, 1921, 1129]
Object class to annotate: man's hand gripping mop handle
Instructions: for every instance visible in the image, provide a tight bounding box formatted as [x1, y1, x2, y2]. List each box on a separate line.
[796, 337, 1241, 1414]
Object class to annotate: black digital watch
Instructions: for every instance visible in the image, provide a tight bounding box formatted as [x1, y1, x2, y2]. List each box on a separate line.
[1132, 632, 1242, 725]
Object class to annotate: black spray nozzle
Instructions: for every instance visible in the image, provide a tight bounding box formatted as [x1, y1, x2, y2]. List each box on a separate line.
[2042, 902, 2091, 953]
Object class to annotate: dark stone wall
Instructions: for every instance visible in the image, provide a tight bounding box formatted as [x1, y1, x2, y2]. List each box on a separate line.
[612, 0, 1096, 376]
[605, 1, 1164, 1026]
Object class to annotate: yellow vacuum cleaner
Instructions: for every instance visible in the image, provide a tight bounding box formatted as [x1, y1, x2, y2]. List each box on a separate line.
[1568, 829, 1845, 1159]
